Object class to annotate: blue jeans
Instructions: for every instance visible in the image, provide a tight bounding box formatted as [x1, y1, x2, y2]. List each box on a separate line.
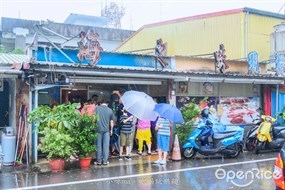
[96, 132, 110, 163]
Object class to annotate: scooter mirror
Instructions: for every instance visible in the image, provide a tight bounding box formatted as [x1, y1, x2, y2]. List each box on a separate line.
[265, 116, 271, 122]
[254, 119, 261, 125]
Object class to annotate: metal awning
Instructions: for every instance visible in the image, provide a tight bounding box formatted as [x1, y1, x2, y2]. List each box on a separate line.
[0, 53, 29, 64]
[180, 76, 284, 85]
[35, 68, 185, 80]
[0, 67, 23, 78]
[0, 53, 29, 78]
[30, 63, 285, 85]
[69, 76, 163, 85]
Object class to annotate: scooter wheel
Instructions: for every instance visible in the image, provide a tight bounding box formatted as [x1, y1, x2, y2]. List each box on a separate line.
[183, 148, 196, 159]
[255, 141, 263, 154]
[245, 138, 256, 151]
[227, 150, 240, 158]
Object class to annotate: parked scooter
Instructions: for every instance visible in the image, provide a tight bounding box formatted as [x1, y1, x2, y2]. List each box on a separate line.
[245, 117, 261, 151]
[182, 112, 244, 159]
[255, 115, 285, 154]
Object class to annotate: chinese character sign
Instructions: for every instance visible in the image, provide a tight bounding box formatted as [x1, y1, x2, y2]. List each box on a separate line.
[77, 29, 103, 67]
[154, 38, 168, 68]
[248, 51, 260, 75]
[275, 53, 285, 76]
[213, 44, 229, 73]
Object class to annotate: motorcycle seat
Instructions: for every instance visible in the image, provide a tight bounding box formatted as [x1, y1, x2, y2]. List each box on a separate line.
[213, 132, 237, 140]
[273, 125, 285, 135]
[220, 130, 238, 134]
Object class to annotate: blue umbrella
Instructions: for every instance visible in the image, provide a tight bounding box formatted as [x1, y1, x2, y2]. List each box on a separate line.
[153, 103, 184, 123]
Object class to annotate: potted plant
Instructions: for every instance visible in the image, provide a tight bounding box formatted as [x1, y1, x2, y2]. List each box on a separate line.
[28, 103, 80, 172]
[71, 112, 98, 169]
[38, 127, 75, 172]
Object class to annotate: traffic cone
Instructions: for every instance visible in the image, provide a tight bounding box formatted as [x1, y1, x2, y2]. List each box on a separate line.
[171, 134, 182, 161]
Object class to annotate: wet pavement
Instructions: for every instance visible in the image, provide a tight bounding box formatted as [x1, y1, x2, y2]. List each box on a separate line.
[0, 151, 279, 190]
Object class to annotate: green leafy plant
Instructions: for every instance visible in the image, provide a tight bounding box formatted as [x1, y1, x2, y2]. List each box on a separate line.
[71, 112, 98, 158]
[0, 46, 24, 54]
[0, 45, 5, 53]
[28, 103, 82, 160]
[28, 103, 81, 131]
[175, 98, 208, 144]
[38, 127, 76, 160]
[10, 48, 24, 54]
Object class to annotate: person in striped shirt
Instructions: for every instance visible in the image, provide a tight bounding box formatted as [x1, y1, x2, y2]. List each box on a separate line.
[118, 109, 134, 160]
[153, 116, 171, 165]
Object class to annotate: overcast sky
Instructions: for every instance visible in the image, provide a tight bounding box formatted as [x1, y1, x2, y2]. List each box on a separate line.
[1, 0, 285, 30]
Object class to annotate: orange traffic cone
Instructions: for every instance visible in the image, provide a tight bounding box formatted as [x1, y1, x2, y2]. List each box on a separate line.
[171, 134, 182, 161]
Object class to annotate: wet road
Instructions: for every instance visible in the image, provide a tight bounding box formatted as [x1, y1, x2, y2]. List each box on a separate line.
[0, 151, 278, 190]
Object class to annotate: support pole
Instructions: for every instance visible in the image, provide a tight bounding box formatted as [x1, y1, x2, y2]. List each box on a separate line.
[36, 29, 75, 64]
[41, 27, 69, 41]
[276, 84, 279, 118]
[32, 90, 38, 163]
[28, 87, 33, 165]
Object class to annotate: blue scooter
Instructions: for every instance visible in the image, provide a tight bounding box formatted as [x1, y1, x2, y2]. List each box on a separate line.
[182, 119, 244, 159]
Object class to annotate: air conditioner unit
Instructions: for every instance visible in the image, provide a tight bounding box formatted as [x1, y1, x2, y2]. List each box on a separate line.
[55, 74, 69, 84]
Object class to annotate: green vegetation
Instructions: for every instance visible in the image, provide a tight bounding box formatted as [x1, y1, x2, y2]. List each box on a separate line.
[38, 127, 75, 160]
[28, 103, 98, 160]
[0, 45, 24, 54]
[71, 112, 98, 158]
[0, 45, 5, 53]
[10, 48, 25, 54]
[175, 98, 208, 144]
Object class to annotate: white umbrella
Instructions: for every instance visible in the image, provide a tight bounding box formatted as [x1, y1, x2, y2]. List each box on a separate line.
[121, 90, 158, 121]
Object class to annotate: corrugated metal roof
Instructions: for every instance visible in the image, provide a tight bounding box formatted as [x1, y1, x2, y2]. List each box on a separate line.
[116, 7, 285, 52]
[115, 9, 244, 51]
[244, 7, 285, 19]
[0, 53, 28, 76]
[30, 62, 284, 84]
[142, 7, 285, 29]
[0, 53, 29, 64]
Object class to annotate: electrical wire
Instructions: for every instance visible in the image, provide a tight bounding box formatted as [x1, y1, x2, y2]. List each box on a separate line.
[277, 1, 285, 14]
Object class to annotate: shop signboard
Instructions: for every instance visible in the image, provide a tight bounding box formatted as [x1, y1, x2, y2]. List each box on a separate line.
[219, 97, 260, 124]
[176, 96, 260, 125]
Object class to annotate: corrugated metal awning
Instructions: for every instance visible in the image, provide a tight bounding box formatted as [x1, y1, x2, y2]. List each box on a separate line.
[30, 63, 285, 85]
[27, 64, 284, 84]
[0, 53, 29, 64]
[0, 53, 29, 77]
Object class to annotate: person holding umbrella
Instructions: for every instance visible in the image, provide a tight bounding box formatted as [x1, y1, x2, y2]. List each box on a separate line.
[120, 90, 159, 155]
[153, 116, 171, 165]
[153, 103, 184, 165]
